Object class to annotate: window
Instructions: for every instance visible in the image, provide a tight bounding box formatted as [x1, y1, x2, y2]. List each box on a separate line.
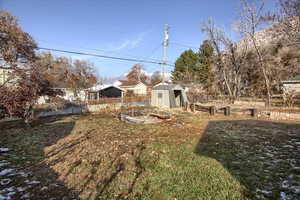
[158, 93, 163, 98]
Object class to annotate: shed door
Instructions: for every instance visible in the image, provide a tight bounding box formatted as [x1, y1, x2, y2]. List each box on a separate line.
[158, 92, 163, 106]
[174, 90, 182, 107]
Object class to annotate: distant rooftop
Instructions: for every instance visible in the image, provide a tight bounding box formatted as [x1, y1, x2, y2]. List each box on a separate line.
[89, 84, 124, 92]
[282, 75, 300, 83]
[289, 76, 300, 81]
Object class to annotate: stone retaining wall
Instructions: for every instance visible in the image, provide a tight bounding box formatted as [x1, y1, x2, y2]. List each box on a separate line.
[270, 112, 300, 121]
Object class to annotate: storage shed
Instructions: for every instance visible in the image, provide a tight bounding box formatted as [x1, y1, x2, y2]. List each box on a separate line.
[88, 85, 124, 100]
[282, 75, 300, 93]
[151, 84, 188, 108]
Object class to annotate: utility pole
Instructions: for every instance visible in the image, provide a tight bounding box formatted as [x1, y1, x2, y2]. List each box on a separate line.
[162, 24, 169, 84]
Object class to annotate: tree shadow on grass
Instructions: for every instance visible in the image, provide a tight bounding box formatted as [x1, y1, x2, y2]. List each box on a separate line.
[0, 114, 153, 200]
[194, 120, 300, 200]
[0, 115, 80, 199]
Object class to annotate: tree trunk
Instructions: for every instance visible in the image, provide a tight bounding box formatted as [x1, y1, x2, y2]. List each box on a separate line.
[251, 37, 272, 107]
[222, 69, 234, 104]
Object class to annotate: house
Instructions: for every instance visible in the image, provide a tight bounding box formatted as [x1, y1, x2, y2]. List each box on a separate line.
[0, 64, 15, 86]
[282, 76, 300, 93]
[0, 60, 87, 104]
[38, 88, 86, 104]
[0, 66, 11, 85]
[87, 84, 124, 100]
[119, 80, 149, 96]
[151, 84, 188, 108]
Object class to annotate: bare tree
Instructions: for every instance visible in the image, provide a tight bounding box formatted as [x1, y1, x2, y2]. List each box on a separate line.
[282, 88, 298, 107]
[0, 11, 62, 123]
[235, 0, 272, 106]
[151, 71, 163, 85]
[201, 20, 233, 98]
[276, 0, 300, 46]
[126, 64, 149, 83]
[201, 19, 249, 103]
[0, 10, 36, 65]
[187, 84, 206, 103]
[67, 59, 97, 98]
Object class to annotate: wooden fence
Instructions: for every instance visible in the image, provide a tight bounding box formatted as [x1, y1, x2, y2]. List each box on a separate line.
[87, 96, 150, 105]
[190, 95, 300, 108]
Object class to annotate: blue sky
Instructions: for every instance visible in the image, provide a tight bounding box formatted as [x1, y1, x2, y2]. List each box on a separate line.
[0, 0, 277, 78]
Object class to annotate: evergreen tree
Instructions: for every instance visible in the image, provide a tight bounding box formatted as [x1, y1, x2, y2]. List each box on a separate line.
[172, 40, 214, 85]
[198, 40, 214, 85]
[172, 49, 199, 83]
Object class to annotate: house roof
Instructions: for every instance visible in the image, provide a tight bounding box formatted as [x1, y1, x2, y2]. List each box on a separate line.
[89, 84, 124, 92]
[282, 75, 300, 83]
[289, 76, 300, 81]
[119, 80, 152, 87]
[119, 80, 140, 87]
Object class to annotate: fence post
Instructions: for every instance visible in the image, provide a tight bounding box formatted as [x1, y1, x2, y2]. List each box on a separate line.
[251, 109, 257, 117]
[192, 104, 195, 112]
[224, 106, 231, 116]
[184, 102, 188, 111]
[209, 106, 216, 116]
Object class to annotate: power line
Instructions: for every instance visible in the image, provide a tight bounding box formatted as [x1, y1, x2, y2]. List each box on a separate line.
[37, 47, 175, 66]
[36, 38, 165, 63]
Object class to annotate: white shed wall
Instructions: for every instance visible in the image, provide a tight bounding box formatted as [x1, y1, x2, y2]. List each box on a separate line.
[283, 83, 300, 93]
[151, 90, 170, 108]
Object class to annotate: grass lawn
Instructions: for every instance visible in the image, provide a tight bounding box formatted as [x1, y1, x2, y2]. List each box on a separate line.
[0, 112, 300, 199]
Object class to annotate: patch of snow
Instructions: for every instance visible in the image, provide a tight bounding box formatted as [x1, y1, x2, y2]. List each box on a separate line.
[1, 187, 14, 193]
[24, 180, 40, 185]
[0, 148, 9, 153]
[50, 183, 59, 187]
[264, 152, 274, 157]
[17, 171, 30, 177]
[0, 169, 14, 176]
[41, 186, 48, 191]
[281, 180, 289, 189]
[0, 195, 9, 200]
[16, 187, 28, 192]
[0, 161, 10, 167]
[291, 186, 300, 194]
[0, 179, 11, 185]
[256, 188, 272, 195]
[20, 193, 30, 199]
[283, 145, 294, 149]
[18, 171, 30, 177]
[280, 192, 288, 200]
[0, 187, 16, 200]
[0, 195, 11, 200]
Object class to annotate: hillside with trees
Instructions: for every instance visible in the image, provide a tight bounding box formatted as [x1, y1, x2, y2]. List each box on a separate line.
[173, 0, 300, 105]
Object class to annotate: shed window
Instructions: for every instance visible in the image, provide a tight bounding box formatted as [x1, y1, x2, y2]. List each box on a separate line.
[158, 93, 163, 98]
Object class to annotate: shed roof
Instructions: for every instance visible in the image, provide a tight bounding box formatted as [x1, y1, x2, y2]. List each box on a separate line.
[289, 76, 300, 81]
[153, 84, 183, 90]
[282, 75, 300, 83]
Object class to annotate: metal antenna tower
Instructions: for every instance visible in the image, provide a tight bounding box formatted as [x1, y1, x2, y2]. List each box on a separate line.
[162, 24, 169, 84]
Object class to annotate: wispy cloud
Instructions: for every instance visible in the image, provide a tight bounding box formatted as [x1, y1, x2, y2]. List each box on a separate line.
[69, 54, 94, 60]
[107, 31, 148, 51]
